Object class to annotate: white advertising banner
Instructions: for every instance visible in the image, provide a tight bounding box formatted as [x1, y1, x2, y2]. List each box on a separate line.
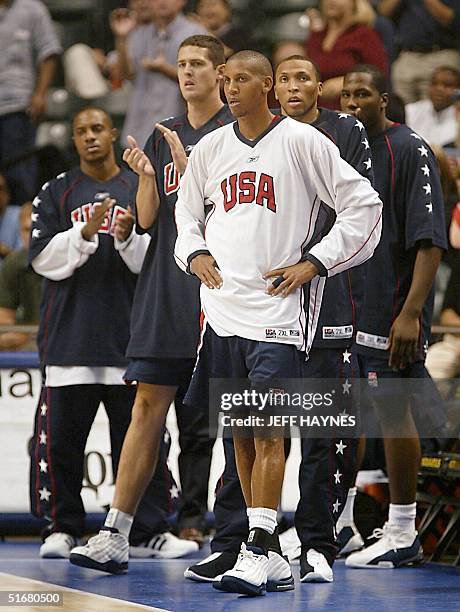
[0, 365, 300, 515]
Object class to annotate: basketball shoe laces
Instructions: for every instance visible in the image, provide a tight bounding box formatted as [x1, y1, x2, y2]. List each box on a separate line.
[234, 542, 264, 572]
[367, 522, 399, 550]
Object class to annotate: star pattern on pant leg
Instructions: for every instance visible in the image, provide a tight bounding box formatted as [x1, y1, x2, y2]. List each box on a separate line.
[39, 487, 51, 502]
[336, 440, 347, 454]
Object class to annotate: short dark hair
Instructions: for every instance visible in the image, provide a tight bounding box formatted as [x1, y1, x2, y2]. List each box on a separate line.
[72, 106, 113, 129]
[346, 64, 388, 94]
[227, 50, 273, 79]
[431, 65, 460, 86]
[275, 55, 322, 81]
[179, 35, 225, 68]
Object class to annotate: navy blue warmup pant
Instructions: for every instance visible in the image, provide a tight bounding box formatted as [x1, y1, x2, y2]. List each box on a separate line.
[29, 384, 176, 542]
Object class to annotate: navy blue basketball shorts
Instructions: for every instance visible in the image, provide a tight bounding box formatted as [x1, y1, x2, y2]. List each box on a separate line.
[124, 358, 195, 387]
[185, 324, 303, 417]
[358, 354, 446, 435]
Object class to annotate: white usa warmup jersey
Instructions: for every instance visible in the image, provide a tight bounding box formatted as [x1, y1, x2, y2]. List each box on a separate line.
[174, 116, 382, 351]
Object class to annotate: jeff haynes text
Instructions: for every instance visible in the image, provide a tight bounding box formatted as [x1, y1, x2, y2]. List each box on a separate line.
[219, 414, 357, 428]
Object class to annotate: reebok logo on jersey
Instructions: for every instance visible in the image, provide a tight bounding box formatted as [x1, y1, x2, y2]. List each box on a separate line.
[185, 144, 195, 154]
[221, 172, 276, 213]
[246, 155, 259, 163]
[94, 192, 110, 201]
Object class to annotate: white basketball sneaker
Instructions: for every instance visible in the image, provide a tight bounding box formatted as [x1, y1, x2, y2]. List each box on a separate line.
[215, 542, 269, 596]
[300, 549, 334, 583]
[345, 523, 424, 569]
[69, 529, 128, 574]
[40, 532, 77, 559]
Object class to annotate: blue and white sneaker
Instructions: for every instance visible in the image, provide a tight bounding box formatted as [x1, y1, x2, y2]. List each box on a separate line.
[214, 542, 269, 596]
[345, 523, 424, 569]
[336, 523, 364, 557]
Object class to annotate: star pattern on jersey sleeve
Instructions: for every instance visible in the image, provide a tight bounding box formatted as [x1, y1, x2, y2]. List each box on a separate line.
[57, 172, 66, 180]
[426, 203, 433, 214]
[32, 196, 41, 208]
[338, 113, 349, 119]
[410, 133, 422, 140]
[418, 145, 428, 157]
[32, 228, 41, 238]
[354, 119, 364, 131]
[41, 181, 50, 191]
[363, 158, 372, 170]
[423, 183, 432, 195]
[421, 164, 430, 177]
[362, 138, 369, 150]
[31, 212, 39, 222]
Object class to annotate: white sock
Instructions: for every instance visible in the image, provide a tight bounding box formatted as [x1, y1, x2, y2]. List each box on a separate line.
[388, 502, 417, 534]
[337, 487, 357, 527]
[104, 508, 133, 538]
[249, 507, 277, 535]
[246, 507, 253, 520]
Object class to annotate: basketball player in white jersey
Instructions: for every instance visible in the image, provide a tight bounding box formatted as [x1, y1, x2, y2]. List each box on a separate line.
[175, 50, 383, 595]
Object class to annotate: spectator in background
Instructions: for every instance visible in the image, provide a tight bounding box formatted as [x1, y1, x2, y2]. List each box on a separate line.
[0, 202, 41, 351]
[426, 218, 460, 380]
[112, 0, 207, 148]
[306, 0, 388, 109]
[0, 173, 21, 262]
[406, 66, 460, 146]
[193, 0, 250, 57]
[379, 0, 460, 104]
[63, 0, 157, 100]
[0, 0, 61, 204]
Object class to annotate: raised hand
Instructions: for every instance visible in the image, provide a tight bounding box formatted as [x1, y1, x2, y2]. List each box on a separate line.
[114, 206, 135, 242]
[110, 8, 136, 38]
[122, 135, 155, 177]
[155, 123, 188, 175]
[81, 198, 114, 241]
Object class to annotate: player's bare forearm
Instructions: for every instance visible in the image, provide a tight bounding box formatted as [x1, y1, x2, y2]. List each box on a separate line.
[389, 246, 442, 368]
[136, 175, 160, 230]
[401, 246, 442, 320]
[264, 260, 319, 297]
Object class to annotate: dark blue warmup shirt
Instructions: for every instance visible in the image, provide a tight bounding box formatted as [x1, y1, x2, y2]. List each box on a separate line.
[127, 106, 234, 360]
[29, 167, 138, 367]
[356, 124, 447, 359]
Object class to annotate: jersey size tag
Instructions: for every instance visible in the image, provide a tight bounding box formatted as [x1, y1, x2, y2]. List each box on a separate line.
[356, 331, 389, 350]
[322, 325, 353, 340]
[265, 328, 300, 340]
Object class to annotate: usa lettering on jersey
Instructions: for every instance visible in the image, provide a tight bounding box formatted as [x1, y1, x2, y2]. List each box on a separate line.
[221, 172, 276, 213]
[70, 203, 127, 235]
[164, 161, 181, 196]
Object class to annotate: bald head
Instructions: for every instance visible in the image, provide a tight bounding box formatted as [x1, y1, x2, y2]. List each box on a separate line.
[227, 50, 273, 79]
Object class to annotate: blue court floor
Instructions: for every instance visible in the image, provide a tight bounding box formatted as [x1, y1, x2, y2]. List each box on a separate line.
[0, 540, 458, 611]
